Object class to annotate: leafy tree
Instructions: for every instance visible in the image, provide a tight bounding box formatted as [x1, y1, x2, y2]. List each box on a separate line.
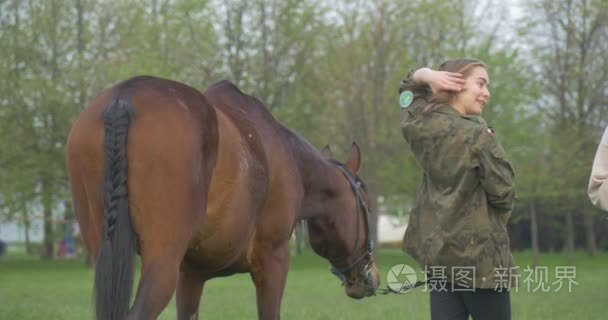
[519, 0, 608, 260]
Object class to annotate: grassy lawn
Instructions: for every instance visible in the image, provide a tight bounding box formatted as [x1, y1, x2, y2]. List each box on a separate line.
[0, 247, 605, 319]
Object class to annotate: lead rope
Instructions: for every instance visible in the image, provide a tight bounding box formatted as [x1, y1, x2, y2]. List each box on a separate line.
[376, 278, 429, 295]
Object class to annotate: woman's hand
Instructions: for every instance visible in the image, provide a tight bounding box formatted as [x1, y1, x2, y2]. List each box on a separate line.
[413, 68, 465, 93]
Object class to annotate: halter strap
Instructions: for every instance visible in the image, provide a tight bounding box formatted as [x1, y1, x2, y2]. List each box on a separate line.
[328, 160, 374, 277]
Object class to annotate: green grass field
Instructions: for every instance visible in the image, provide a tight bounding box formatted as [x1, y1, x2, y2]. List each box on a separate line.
[0, 247, 605, 319]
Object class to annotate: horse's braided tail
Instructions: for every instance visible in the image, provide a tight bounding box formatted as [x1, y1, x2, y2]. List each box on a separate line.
[95, 97, 136, 320]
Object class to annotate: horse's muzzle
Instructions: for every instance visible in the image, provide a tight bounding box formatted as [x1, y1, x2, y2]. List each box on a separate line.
[345, 262, 380, 299]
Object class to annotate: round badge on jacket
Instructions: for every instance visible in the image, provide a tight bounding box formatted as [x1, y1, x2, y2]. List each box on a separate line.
[399, 90, 413, 108]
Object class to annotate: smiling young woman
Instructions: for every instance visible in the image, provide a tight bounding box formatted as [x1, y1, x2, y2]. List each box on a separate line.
[398, 59, 515, 320]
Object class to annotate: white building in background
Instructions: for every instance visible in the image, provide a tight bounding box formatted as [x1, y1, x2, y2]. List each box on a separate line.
[377, 214, 407, 243]
[0, 221, 44, 242]
[0, 203, 66, 243]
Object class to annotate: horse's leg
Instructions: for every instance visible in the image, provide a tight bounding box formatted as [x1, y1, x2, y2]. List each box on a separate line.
[66, 128, 104, 265]
[250, 242, 291, 320]
[67, 169, 102, 265]
[176, 269, 206, 320]
[125, 201, 205, 320]
[126, 253, 184, 320]
[123, 101, 216, 319]
[125, 185, 207, 320]
[124, 189, 207, 320]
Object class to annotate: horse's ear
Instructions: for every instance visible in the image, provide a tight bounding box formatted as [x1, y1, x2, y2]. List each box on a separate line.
[344, 142, 361, 174]
[321, 144, 333, 158]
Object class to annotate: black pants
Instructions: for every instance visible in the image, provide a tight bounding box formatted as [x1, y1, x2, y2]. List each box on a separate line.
[430, 286, 511, 320]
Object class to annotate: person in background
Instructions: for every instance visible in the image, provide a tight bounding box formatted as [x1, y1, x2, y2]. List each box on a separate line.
[589, 126, 608, 211]
[399, 59, 516, 320]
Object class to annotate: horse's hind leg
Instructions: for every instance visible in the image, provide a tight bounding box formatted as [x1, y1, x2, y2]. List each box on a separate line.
[124, 94, 216, 319]
[67, 163, 103, 265]
[125, 174, 209, 319]
[176, 268, 206, 320]
[125, 203, 206, 320]
[66, 115, 105, 265]
[124, 152, 210, 319]
[127, 236, 194, 320]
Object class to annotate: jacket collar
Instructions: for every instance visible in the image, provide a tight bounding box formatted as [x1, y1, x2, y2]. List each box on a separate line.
[434, 104, 486, 125]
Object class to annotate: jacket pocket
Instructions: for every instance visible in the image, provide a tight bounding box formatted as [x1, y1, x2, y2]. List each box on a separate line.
[490, 228, 512, 267]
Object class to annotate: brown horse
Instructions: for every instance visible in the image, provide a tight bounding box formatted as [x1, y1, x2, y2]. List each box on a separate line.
[65, 76, 380, 320]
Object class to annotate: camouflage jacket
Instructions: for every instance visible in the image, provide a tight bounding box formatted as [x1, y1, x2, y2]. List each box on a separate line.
[399, 71, 516, 289]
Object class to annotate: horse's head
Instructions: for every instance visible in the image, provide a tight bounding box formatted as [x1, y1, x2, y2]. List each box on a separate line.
[307, 142, 380, 299]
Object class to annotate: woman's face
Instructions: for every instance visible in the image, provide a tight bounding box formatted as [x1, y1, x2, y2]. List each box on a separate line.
[452, 66, 490, 115]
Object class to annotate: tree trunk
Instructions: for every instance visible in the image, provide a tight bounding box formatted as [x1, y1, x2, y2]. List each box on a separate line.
[42, 207, 54, 260]
[24, 214, 32, 255]
[583, 210, 597, 257]
[76, 0, 86, 111]
[41, 177, 54, 260]
[295, 221, 304, 256]
[530, 202, 540, 266]
[564, 211, 575, 264]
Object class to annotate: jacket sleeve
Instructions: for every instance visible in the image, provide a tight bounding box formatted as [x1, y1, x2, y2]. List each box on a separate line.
[398, 69, 433, 110]
[589, 127, 608, 211]
[475, 129, 516, 215]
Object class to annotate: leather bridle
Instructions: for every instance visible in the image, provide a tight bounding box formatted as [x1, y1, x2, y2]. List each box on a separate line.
[328, 160, 374, 286]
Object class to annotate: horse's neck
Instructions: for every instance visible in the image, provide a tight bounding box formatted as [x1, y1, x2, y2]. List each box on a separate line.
[290, 140, 340, 220]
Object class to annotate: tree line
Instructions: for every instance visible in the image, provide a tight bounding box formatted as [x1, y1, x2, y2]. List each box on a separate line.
[1, 0, 607, 263]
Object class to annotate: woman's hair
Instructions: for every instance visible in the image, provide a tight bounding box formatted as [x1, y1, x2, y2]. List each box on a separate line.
[425, 58, 487, 113]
